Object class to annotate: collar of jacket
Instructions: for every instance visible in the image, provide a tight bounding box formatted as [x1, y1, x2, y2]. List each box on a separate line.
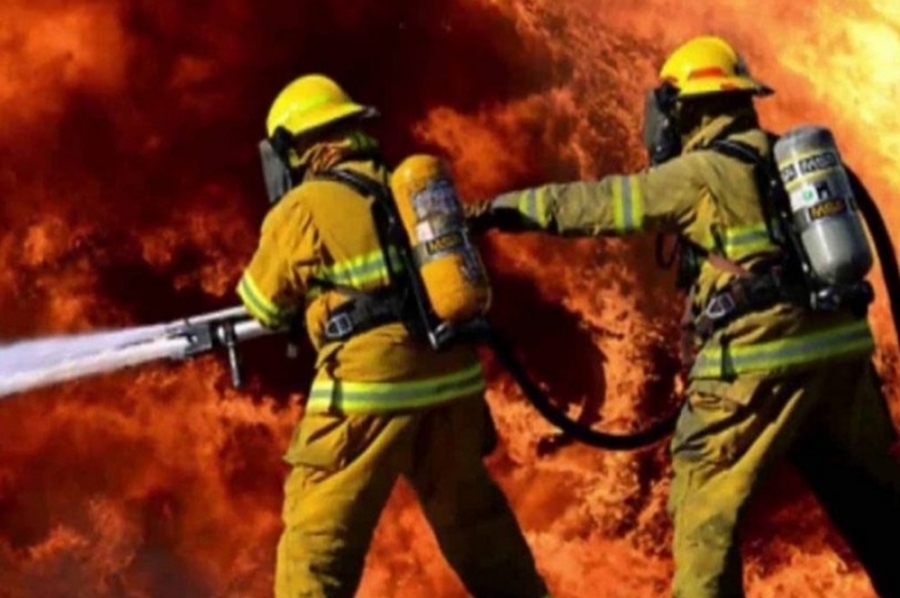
[682, 109, 759, 154]
[304, 158, 390, 188]
[345, 159, 390, 186]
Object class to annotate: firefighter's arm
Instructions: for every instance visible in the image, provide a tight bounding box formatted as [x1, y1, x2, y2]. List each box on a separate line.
[236, 198, 320, 329]
[465, 156, 702, 236]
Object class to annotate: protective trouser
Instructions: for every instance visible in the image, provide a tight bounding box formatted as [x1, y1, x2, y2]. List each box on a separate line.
[274, 395, 550, 598]
[668, 358, 900, 598]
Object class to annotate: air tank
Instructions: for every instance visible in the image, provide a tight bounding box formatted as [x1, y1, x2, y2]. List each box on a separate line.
[389, 154, 492, 324]
[773, 125, 873, 287]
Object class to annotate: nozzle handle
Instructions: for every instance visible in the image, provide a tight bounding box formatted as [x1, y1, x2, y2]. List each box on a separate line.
[221, 322, 243, 389]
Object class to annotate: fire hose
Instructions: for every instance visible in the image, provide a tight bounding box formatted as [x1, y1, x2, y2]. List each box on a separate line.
[481, 169, 900, 451]
[0, 174, 896, 452]
[0, 303, 672, 450]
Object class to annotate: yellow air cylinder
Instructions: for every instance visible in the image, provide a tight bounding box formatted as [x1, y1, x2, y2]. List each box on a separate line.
[389, 154, 492, 324]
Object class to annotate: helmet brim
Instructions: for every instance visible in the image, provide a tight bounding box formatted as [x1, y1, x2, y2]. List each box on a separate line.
[676, 75, 774, 98]
[278, 102, 380, 140]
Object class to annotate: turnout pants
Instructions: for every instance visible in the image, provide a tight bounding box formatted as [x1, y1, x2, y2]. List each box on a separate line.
[274, 395, 549, 598]
[668, 358, 900, 598]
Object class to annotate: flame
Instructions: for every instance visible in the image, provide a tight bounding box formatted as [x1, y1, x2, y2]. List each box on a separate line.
[1, 0, 898, 597]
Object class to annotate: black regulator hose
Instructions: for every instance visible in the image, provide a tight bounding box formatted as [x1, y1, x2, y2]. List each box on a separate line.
[482, 326, 677, 451]
[480, 172, 899, 452]
[849, 169, 900, 347]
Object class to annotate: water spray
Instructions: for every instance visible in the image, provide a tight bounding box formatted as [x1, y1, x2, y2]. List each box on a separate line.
[0, 307, 279, 399]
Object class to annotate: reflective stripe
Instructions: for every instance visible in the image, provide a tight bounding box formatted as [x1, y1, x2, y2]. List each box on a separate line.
[611, 175, 645, 232]
[722, 223, 777, 257]
[313, 247, 402, 289]
[517, 188, 549, 227]
[236, 272, 291, 327]
[307, 362, 486, 413]
[691, 320, 874, 378]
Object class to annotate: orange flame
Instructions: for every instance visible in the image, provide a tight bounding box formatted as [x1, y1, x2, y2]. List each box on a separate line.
[0, 1, 898, 597]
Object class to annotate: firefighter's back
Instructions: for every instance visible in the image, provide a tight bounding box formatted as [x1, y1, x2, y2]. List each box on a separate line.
[685, 127, 875, 380]
[294, 159, 485, 414]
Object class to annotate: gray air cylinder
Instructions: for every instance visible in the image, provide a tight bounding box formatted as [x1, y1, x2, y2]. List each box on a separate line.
[773, 125, 873, 287]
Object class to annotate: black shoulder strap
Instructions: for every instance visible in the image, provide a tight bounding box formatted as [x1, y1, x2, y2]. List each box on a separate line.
[311, 168, 440, 340]
[312, 168, 390, 203]
[708, 138, 763, 167]
[310, 168, 408, 287]
[706, 138, 789, 249]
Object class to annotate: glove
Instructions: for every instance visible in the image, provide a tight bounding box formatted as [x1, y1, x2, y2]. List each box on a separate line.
[464, 195, 541, 234]
[462, 199, 497, 235]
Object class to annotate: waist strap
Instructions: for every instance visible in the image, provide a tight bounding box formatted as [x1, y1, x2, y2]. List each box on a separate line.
[694, 264, 800, 340]
[323, 286, 405, 342]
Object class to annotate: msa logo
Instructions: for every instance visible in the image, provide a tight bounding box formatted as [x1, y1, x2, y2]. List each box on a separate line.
[808, 197, 847, 221]
[780, 164, 798, 184]
[796, 151, 838, 175]
[424, 231, 463, 256]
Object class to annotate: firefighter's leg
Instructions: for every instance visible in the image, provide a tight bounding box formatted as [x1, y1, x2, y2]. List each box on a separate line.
[790, 360, 900, 598]
[274, 410, 415, 598]
[406, 396, 550, 598]
[668, 372, 817, 598]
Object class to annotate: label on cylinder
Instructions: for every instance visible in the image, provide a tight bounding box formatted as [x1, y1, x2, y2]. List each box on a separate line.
[779, 150, 840, 187]
[415, 221, 434, 242]
[411, 179, 469, 266]
[789, 178, 837, 211]
[807, 197, 849, 221]
[411, 179, 459, 221]
[424, 231, 465, 257]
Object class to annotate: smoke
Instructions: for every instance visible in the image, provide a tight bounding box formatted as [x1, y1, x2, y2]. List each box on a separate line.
[1, 0, 898, 597]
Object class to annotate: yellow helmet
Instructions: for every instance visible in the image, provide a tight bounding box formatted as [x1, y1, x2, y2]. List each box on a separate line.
[265, 74, 377, 139]
[659, 35, 773, 99]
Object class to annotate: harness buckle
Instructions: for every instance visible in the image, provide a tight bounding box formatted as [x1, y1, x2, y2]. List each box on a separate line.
[324, 312, 354, 340]
[704, 292, 737, 321]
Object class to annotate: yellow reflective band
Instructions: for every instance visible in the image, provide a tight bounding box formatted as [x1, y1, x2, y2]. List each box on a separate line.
[307, 362, 486, 413]
[611, 176, 645, 232]
[611, 177, 624, 229]
[517, 188, 549, 227]
[533, 188, 550, 227]
[691, 320, 874, 378]
[723, 223, 777, 257]
[779, 149, 841, 193]
[314, 247, 402, 289]
[237, 273, 289, 327]
[784, 170, 831, 194]
[627, 175, 645, 230]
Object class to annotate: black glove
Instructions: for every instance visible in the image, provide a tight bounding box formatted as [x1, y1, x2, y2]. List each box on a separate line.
[463, 199, 536, 234]
[462, 199, 496, 235]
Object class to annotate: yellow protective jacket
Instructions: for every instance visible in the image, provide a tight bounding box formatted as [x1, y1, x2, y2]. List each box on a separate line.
[484, 113, 874, 380]
[237, 159, 485, 413]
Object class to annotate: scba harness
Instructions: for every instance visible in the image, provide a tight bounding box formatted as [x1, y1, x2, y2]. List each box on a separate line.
[307, 168, 440, 346]
[309, 160, 497, 353]
[674, 135, 874, 347]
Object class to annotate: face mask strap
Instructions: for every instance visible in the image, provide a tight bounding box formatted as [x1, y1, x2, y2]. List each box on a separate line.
[269, 126, 294, 163]
[654, 81, 680, 115]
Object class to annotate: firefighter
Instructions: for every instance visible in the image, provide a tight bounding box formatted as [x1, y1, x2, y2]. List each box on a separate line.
[465, 35, 900, 597]
[236, 74, 551, 598]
